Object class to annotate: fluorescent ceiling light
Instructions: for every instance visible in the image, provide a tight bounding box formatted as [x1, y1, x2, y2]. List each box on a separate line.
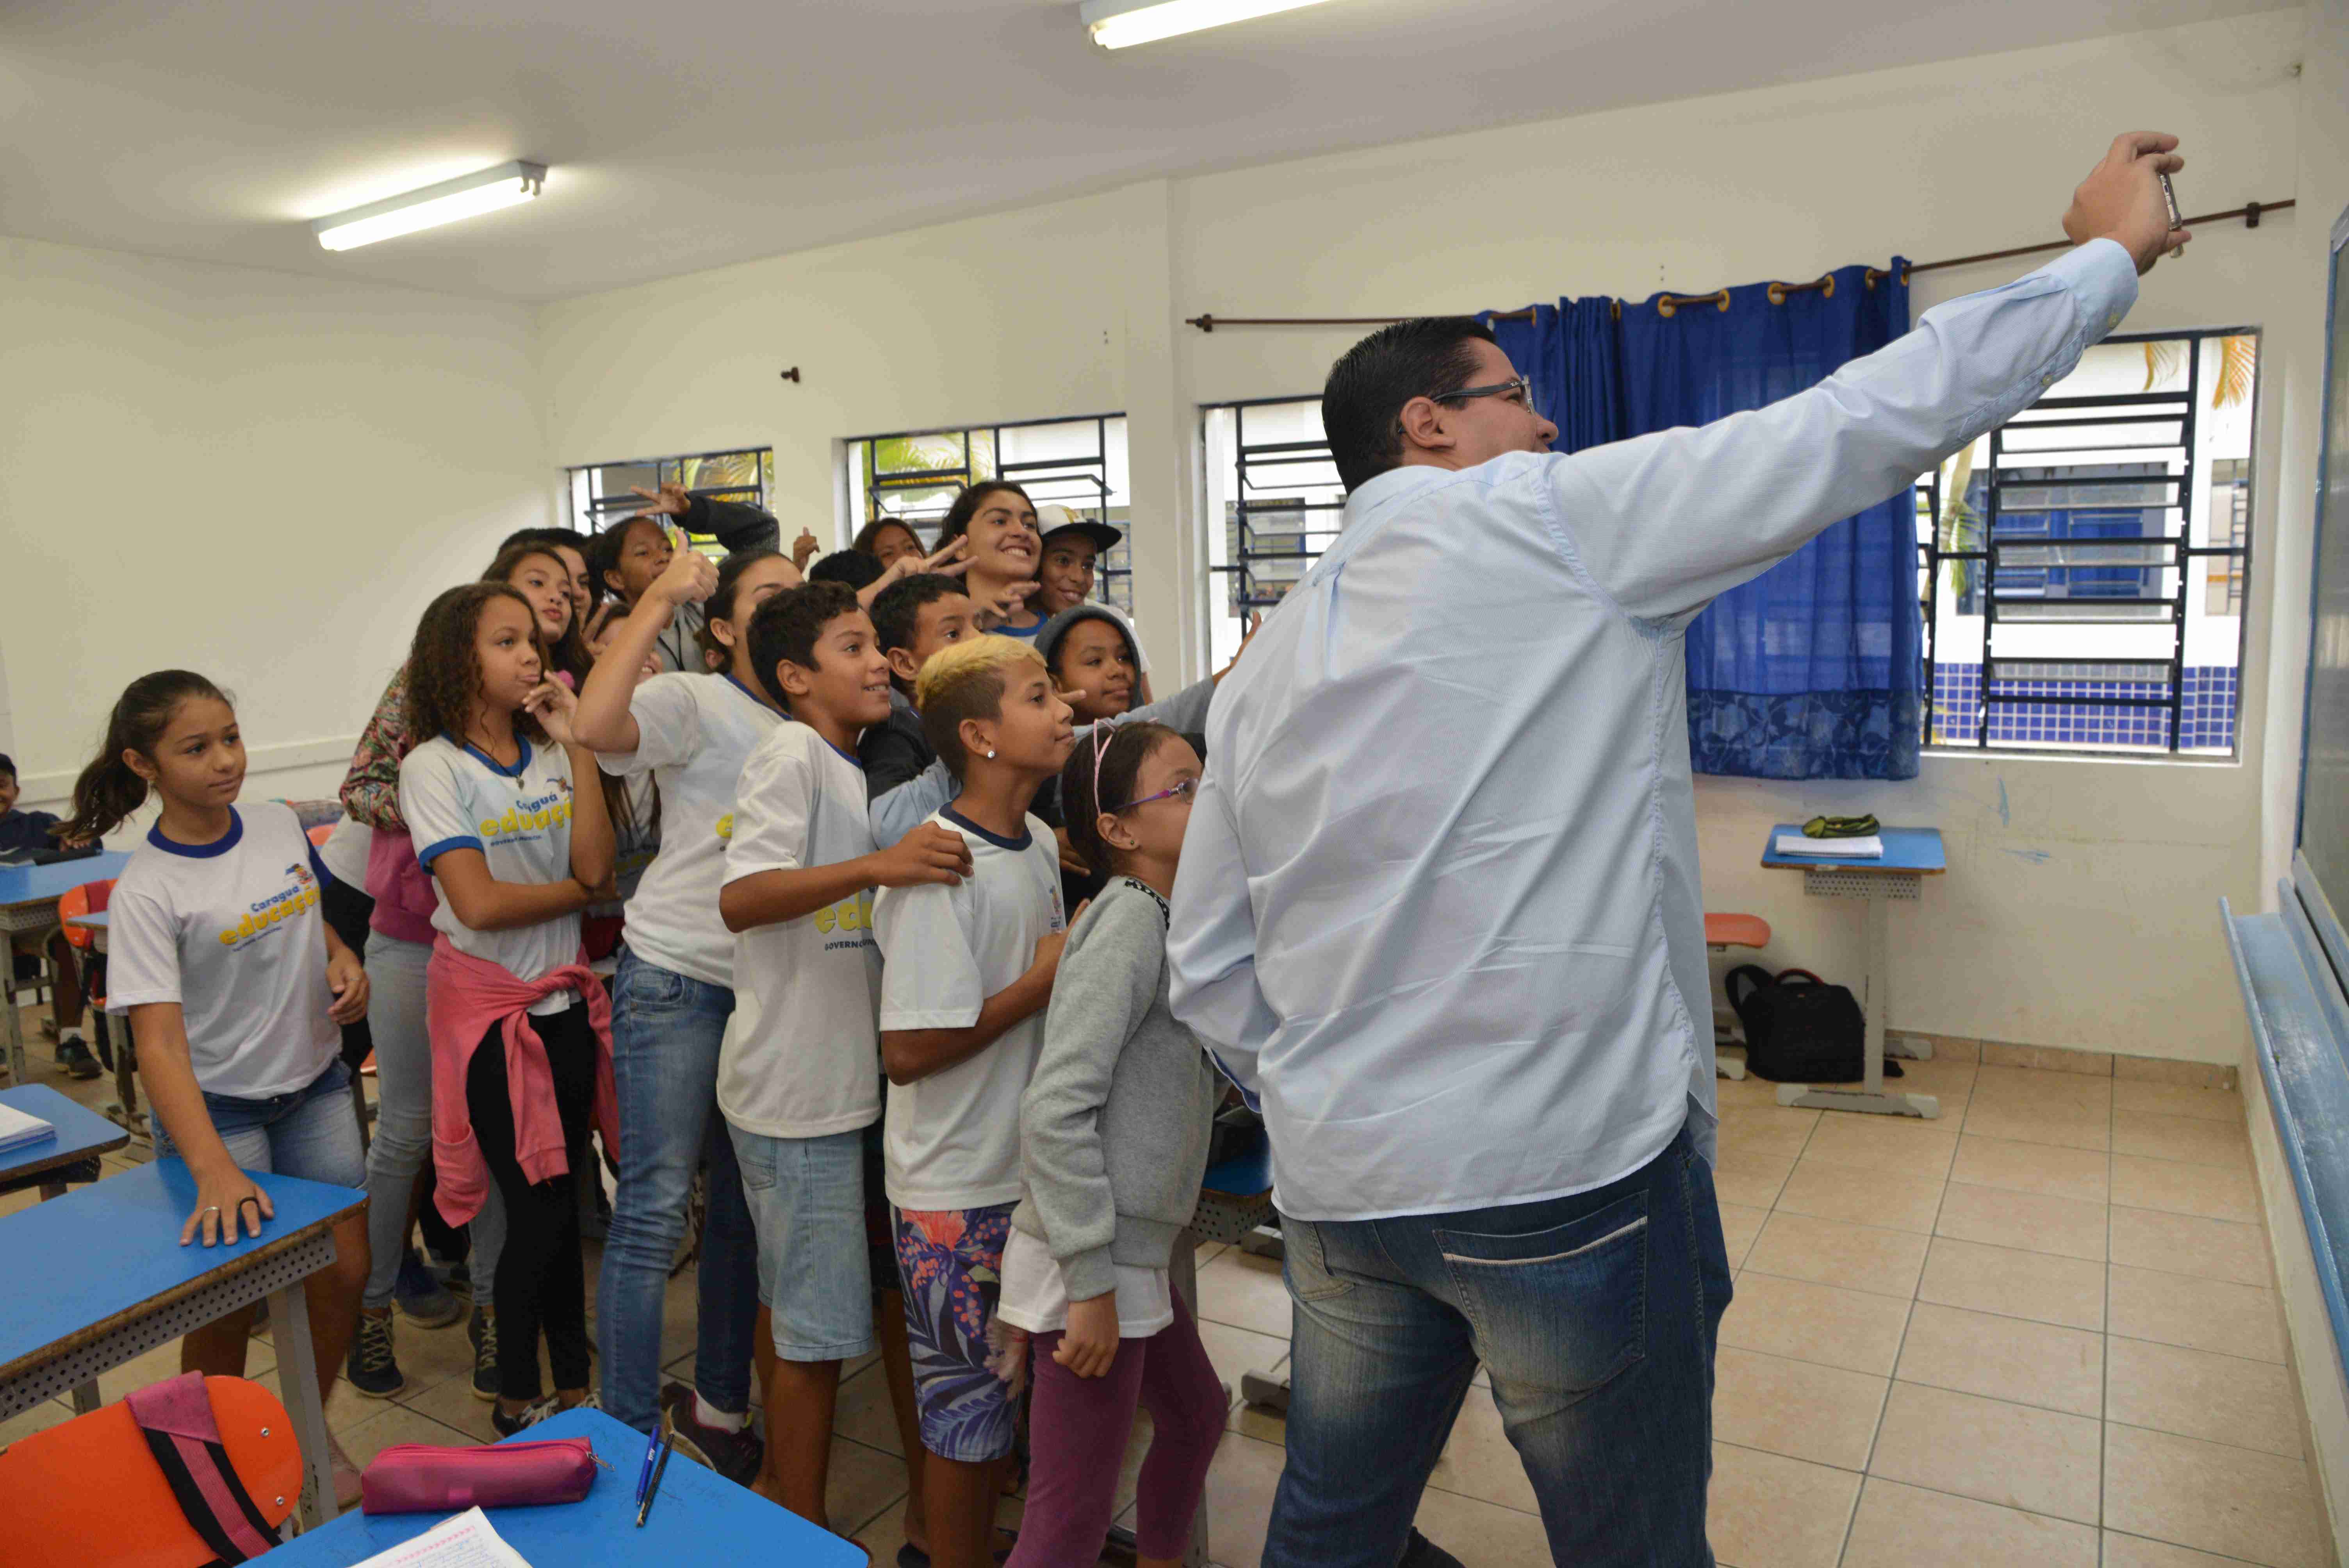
[312, 161, 546, 251]
[1080, 0, 1341, 49]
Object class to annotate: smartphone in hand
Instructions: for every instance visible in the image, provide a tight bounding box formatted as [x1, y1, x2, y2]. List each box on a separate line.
[2158, 171, 2183, 232]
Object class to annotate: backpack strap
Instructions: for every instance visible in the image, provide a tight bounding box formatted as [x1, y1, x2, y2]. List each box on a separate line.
[123, 1374, 281, 1564]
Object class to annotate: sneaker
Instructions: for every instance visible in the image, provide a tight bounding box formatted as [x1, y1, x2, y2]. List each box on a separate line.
[55, 1037, 101, 1081]
[490, 1390, 600, 1439]
[468, 1306, 499, 1402]
[394, 1249, 462, 1328]
[346, 1310, 405, 1399]
[659, 1381, 764, 1488]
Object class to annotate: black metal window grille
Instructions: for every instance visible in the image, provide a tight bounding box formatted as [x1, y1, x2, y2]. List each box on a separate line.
[1917, 328, 2256, 755]
[563, 448, 773, 548]
[844, 415, 1132, 614]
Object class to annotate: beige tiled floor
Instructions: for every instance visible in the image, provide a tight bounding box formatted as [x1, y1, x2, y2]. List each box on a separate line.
[4, 1027, 2330, 1567]
[1700, 1050, 2329, 1568]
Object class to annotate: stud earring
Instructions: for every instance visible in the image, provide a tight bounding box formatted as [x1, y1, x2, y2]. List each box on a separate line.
[985, 748, 997, 760]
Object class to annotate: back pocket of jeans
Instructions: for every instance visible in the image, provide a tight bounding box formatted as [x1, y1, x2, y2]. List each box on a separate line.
[1433, 1190, 1648, 1399]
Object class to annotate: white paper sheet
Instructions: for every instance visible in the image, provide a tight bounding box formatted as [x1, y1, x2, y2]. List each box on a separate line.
[1772, 833, 1884, 859]
[0, 1100, 55, 1154]
[349, 1507, 535, 1568]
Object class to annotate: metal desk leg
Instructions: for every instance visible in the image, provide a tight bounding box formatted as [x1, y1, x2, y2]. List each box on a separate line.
[2, 968, 27, 1083]
[270, 1276, 334, 1530]
[1776, 879, 1939, 1119]
[37, 1182, 105, 1414]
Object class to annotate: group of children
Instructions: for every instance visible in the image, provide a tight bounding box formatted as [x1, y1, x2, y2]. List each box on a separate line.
[32, 475, 1243, 1567]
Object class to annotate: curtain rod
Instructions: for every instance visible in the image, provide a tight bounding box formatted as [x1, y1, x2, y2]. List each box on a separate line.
[1184, 199, 2293, 332]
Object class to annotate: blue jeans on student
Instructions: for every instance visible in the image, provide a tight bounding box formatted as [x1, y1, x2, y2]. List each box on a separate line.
[595, 947, 760, 1433]
[151, 1058, 368, 1190]
[1264, 1121, 1731, 1568]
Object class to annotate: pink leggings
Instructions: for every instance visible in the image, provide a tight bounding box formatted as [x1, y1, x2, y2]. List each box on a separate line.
[1007, 1292, 1227, 1565]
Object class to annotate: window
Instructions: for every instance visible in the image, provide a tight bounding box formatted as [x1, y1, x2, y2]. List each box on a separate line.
[1206, 329, 2261, 761]
[566, 447, 774, 549]
[1201, 398, 1341, 669]
[842, 416, 1133, 613]
[1919, 330, 2257, 755]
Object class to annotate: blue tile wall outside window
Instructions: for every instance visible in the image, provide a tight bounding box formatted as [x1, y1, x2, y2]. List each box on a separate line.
[1928, 663, 2237, 752]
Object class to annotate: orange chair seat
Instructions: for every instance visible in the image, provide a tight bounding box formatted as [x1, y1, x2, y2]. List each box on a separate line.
[0, 1376, 301, 1568]
[1704, 912, 1771, 950]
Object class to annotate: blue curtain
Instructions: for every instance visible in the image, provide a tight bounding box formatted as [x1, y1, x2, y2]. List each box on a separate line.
[1484, 261, 1921, 780]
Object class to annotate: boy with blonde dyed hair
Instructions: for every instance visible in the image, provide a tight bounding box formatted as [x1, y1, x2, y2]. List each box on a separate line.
[874, 635, 1080, 1568]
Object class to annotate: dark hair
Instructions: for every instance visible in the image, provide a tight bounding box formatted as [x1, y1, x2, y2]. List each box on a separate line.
[404, 582, 546, 748]
[0, 753, 14, 781]
[1044, 609, 1140, 684]
[809, 549, 885, 592]
[695, 547, 788, 671]
[870, 573, 967, 656]
[501, 527, 601, 610]
[747, 581, 863, 697]
[1058, 722, 1179, 878]
[853, 519, 921, 557]
[1321, 316, 1497, 493]
[588, 515, 664, 599]
[934, 481, 1032, 550]
[481, 542, 592, 684]
[59, 671, 231, 843]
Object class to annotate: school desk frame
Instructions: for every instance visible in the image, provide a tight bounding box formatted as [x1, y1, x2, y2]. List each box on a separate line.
[0, 1159, 360, 1532]
[1759, 826, 1944, 1119]
[0, 852, 131, 1084]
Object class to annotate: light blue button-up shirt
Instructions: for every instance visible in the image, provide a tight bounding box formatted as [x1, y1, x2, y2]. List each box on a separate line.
[1167, 239, 2139, 1222]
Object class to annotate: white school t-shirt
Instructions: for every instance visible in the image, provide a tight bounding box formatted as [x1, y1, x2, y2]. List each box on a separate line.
[873, 807, 1066, 1212]
[105, 804, 340, 1100]
[717, 723, 884, 1139]
[595, 673, 783, 989]
[996, 1227, 1174, 1340]
[398, 734, 580, 1010]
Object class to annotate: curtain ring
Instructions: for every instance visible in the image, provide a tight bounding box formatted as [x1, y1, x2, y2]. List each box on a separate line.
[1767, 282, 1786, 306]
[1710, 288, 1729, 313]
[1657, 297, 1675, 319]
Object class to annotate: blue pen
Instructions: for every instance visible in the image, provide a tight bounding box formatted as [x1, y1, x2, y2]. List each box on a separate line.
[634, 1425, 663, 1502]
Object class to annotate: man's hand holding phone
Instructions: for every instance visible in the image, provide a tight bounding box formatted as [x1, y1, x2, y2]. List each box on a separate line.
[2063, 132, 2190, 276]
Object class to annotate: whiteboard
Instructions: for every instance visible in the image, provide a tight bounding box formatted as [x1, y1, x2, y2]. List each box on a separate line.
[2296, 204, 2349, 982]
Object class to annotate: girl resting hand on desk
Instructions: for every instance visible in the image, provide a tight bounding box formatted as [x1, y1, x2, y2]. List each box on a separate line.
[59, 668, 374, 1502]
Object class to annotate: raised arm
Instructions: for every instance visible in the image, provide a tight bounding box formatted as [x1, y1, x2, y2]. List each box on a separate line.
[1555, 134, 2181, 622]
[575, 545, 717, 754]
[870, 759, 955, 848]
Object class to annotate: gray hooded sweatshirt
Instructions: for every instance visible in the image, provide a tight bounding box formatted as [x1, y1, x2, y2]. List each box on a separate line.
[1011, 876, 1222, 1301]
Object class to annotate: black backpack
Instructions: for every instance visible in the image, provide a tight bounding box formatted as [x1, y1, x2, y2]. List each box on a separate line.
[1724, 966, 1892, 1084]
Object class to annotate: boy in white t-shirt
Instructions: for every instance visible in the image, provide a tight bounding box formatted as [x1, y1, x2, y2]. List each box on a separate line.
[713, 581, 973, 1526]
[872, 634, 1078, 1568]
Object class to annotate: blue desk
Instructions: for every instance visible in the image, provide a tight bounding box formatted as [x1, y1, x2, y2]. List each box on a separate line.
[0, 850, 128, 1085]
[0, 1157, 362, 1530]
[1759, 824, 1945, 1119]
[0, 1082, 127, 1192]
[258, 1406, 866, 1565]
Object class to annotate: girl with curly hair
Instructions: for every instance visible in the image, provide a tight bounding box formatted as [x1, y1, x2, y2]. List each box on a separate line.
[396, 580, 617, 1436]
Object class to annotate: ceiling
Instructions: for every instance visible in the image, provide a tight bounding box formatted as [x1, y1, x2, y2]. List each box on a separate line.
[0, 0, 2295, 303]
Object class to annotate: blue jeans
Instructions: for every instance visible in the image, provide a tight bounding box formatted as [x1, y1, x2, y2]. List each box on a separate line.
[152, 1058, 367, 1189]
[1266, 1122, 1731, 1568]
[595, 947, 760, 1432]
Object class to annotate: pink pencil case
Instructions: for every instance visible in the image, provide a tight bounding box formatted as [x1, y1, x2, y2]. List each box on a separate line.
[360, 1437, 599, 1515]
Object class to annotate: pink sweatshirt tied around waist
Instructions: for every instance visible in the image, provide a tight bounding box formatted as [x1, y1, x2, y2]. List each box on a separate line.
[426, 937, 617, 1228]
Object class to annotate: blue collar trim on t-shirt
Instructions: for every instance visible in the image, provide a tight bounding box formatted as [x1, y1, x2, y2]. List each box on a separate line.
[455, 734, 533, 778]
[148, 806, 244, 859]
[721, 672, 777, 712]
[941, 804, 1030, 852]
[823, 736, 864, 770]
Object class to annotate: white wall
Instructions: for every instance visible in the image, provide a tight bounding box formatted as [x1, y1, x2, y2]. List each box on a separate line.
[537, 12, 2312, 1062]
[0, 237, 551, 829]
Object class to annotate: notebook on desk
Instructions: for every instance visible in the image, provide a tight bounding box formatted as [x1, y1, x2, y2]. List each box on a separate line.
[0, 1101, 57, 1156]
[1771, 833, 1884, 859]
